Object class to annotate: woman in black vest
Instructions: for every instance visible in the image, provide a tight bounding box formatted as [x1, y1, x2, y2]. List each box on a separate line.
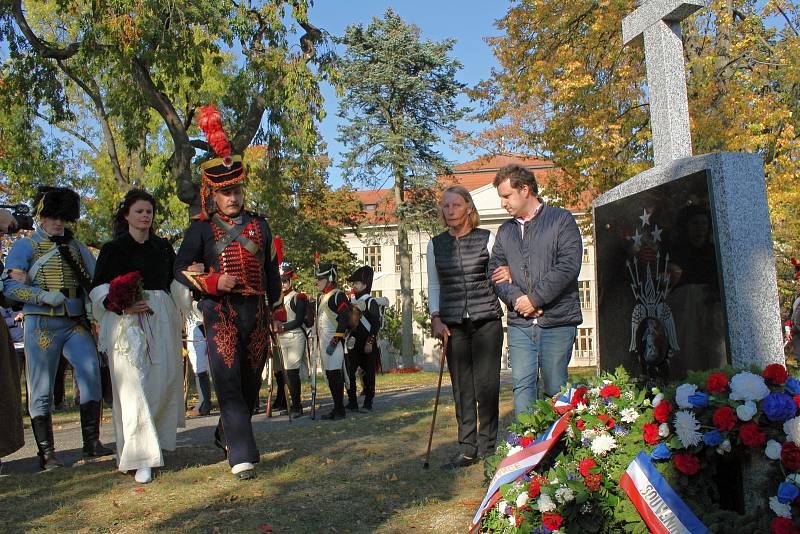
[427, 185, 503, 469]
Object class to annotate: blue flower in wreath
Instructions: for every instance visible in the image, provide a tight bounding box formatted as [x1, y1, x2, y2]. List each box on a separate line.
[507, 433, 519, 446]
[688, 392, 709, 408]
[762, 391, 798, 422]
[651, 443, 672, 460]
[786, 377, 800, 396]
[702, 430, 723, 447]
[778, 481, 800, 504]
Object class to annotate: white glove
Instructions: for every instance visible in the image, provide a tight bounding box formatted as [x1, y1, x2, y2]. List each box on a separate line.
[38, 290, 66, 307]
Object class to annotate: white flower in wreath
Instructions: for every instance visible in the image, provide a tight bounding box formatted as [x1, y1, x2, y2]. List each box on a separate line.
[516, 492, 529, 508]
[583, 429, 598, 441]
[575, 402, 588, 413]
[621, 407, 640, 424]
[658, 423, 670, 438]
[624, 391, 635, 401]
[591, 433, 618, 456]
[783, 416, 800, 446]
[497, 500, 509, 515]
[729, 371, 770, 402]
[786, 474, 800, 486]
[506, 445, 523, 457]
[766, 440, 783, 460]
[716, 439, 732, 455]
[555, 486, 575, 504]
[537, 493, 556, 513]
[589, 387, 601, 397]
[675, 383, 697, 409]
[736, 401, 757, 422]
[770, 496, 792, 518]
[674, 410, 702, 448]
[508, 515, 517, 527]
[652, 392, 664, 408]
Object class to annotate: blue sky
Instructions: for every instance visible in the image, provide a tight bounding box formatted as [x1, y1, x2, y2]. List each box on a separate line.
[308, 1, 511, 188]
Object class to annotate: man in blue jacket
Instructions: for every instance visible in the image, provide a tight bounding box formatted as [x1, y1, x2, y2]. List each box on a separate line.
[489, 164, 583, 416]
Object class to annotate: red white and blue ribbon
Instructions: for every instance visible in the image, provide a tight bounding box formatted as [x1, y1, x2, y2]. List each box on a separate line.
[620, 451, 711, 534]
[553, 386, 580, 414]
[469, 412, 571, 531]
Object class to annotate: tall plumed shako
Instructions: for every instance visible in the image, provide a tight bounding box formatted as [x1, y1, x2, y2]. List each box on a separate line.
[315, 262, 337, 283]
[33, 186, 80, 222]
[194, 104, 246, 217]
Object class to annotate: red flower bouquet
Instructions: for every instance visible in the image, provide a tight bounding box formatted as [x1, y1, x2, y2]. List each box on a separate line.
[106, 271, 147, 314]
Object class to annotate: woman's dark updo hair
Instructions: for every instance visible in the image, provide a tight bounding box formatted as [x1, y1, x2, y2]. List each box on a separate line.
[113, 189, 158, 237]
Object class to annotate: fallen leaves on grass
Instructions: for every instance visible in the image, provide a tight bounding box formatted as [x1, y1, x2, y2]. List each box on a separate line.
[259, 525, 273, 533]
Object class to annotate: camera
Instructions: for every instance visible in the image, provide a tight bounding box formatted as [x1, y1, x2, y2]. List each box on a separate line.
[0, 204, 35, 233]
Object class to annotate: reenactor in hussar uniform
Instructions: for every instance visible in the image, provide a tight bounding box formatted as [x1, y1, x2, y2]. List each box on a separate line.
[345, 265, 383, 411]
[270, 262, 308, 417]
[174, 104, 282, 480]
[4, 186, 113, 470]
[314, 263, 351, 420]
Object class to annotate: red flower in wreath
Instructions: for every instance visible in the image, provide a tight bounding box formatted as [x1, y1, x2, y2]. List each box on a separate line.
[653, 400, 673, 423]
[706, 372, 729, 394]
[712, 406, 738, 432]
[643, 423, 660, 444]
[598, 413, 615, 429]
[519, 436, 534, 448]
[739, 421, 767, 448]
[600, 384, 620, 398]
[771, 517, 800, 534]
[106, 271, 144, 313]
[781, 441, 800, 471]
[571, 387, 588, 406]
[673, 453, 700, 475]
[763, 363, 789, 385]
[576, 418, 586, 431]
[793, 395, 800, 409]
[584, 473, 602, 491]
[528, 478, 541, 498]
[578, 457, 597, 477]
[542, 512, 563, 531]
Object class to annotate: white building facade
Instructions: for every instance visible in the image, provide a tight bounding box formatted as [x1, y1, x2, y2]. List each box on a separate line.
[343, 156, 597, 370]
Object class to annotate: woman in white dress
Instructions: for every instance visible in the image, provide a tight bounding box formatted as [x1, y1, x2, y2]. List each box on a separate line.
[89, 189, 184, 483]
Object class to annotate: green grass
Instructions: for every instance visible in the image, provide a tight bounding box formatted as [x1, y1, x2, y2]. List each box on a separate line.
[3, 376, 499, 533]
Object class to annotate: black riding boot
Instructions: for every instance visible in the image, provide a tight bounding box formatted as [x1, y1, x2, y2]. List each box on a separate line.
[79, 401, 114, 458]
[31, 414, 63, 470]
[272, 372, 288, 412]
[197, 371, 213, 415]
[321, 370, 346, 420]
[287, 369, 303, 417]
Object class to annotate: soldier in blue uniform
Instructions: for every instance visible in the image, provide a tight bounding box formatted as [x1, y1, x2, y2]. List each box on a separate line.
[3, 186, 113, 470]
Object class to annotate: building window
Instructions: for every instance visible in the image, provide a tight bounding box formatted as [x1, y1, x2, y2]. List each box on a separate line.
[395, 244, 413, 273]
[372, 290, 383, 298]
[363, 246, 382, 271]
[364, 203, 377, 212]
[582, 246, 590, 263]
[573, 328, 594, 359]
[578, 281, 592, 310]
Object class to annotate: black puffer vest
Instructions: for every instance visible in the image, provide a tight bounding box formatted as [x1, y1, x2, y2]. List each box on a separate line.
[432, 228, 502, 325]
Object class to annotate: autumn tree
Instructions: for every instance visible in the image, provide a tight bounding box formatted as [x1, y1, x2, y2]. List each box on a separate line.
[468, 0, 800, 303]
[336, 9, 468, 366]
[0, 0, 334, 216]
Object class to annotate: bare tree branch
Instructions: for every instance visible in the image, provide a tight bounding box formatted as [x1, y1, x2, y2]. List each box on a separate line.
[11, 1, 80, 60]
[231, 95, 266, 153]
[32, 110, 99, 152]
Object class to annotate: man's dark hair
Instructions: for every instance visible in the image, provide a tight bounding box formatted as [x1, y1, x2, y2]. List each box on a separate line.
[493, 164, 539, 195]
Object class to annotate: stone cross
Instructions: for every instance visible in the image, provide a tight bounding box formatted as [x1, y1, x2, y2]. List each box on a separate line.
[623, 0, 703, 167]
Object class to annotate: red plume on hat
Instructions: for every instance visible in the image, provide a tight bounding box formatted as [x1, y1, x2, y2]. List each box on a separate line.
[792, 257, 800, 280]
[274, 235, 284, 266]
[196, 105, 232, 161]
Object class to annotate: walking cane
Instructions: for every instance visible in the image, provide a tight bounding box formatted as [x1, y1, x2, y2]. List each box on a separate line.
[423, 331, 448, 469]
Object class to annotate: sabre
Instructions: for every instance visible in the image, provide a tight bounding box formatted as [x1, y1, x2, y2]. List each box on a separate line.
[268, 323, 293, 423]
[304, 328, 318, 419]
[265, 347, 274, 417]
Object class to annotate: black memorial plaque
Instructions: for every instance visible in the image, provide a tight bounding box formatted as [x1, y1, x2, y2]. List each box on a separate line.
[594, 170, 730, 380]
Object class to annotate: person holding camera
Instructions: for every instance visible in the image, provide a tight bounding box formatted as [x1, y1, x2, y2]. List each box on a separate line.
[3, 186, 113, 470]
[0, 208, 25, 467]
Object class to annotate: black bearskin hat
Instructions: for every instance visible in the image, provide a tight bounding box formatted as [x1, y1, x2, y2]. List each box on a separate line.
[315, 262, 337, 282]
[347, 265, 374, 292]
[280, 262, 297, 283]
[33, 186, 80, 222]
